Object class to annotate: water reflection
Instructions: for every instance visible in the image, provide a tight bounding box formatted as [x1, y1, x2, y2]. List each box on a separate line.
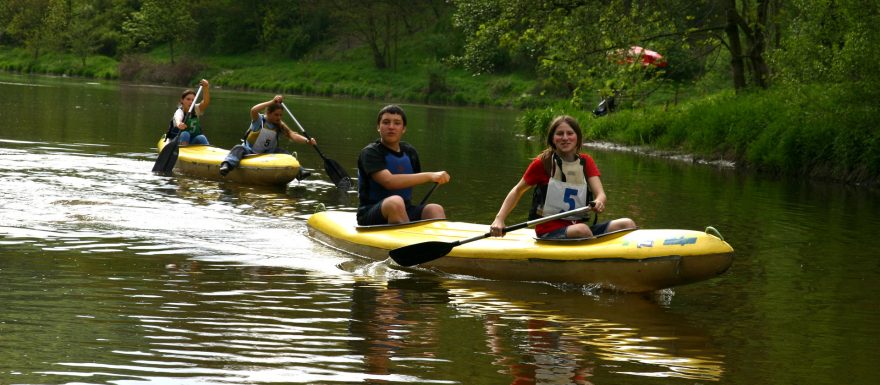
[349, 279, 451, 383]
[344, 275, 723, 384]
[448, 280, 723, 383]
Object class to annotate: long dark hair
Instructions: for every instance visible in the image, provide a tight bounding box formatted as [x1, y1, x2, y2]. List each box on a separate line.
[178, 88, 196, 110]
[265, 103, 293, 134]
[538, 115, 584, 175]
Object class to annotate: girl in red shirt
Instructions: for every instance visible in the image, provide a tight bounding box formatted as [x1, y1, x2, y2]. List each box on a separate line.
[490, 116, 636, 239]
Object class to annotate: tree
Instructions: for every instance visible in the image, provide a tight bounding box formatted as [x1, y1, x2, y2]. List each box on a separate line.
[67, 2, 104, 68]
[3, 0, 65, 60]
[771, 0, 880, 89]
[190, 0, 261, 54]
[122, 0, 195, 63]
[720, 0, 774, 90]
[326, 0, 399, 69]
[257, 0, 331, 58]
[451, 0, 686, 106]
[327, 0, 445, 70]
[450, 0, 794, 96]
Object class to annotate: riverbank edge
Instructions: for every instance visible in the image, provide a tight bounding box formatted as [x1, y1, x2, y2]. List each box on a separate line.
[585, 141, 736, 168]
[0, 47, 546, 109]
[4, 53, 877, 186]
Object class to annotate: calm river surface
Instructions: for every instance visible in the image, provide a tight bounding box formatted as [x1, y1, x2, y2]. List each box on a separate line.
[1, 73, 878, 385]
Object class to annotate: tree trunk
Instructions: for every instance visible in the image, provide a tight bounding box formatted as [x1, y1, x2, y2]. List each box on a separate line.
[749, 0, 771, 88]
[725, 0, 747, 91]
[370, 41, 387, 69]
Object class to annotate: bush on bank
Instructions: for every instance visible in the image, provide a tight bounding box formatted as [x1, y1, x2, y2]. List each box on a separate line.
[518, 84, 879, 184]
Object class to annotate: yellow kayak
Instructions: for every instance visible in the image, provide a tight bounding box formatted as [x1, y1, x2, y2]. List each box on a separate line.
[307, 210, 734, 292]
[157, 136, 300, 186]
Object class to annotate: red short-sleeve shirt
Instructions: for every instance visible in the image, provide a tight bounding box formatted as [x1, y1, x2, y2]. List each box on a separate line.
[522, 154, 600, 235]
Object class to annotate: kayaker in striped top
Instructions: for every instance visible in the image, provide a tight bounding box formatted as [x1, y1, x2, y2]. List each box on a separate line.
[356, 104, 451, 226]
[490, 115, 636, 239]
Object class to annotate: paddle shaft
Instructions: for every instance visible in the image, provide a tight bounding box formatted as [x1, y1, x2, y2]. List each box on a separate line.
[454, 204, 595, 246]
[280, 102, 329, 160]
[279, 102, 353, 188]
[187, 85, 203, 116]
[388, 203, 597, 266]
[418, 183, 439, 206]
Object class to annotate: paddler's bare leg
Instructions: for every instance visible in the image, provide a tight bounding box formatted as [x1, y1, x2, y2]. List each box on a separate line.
[381, 196, 409, 224]
[421, 204, 446, 220]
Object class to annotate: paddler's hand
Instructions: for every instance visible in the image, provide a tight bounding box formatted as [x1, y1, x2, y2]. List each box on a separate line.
[592, 200, 605, 213]
[296, 134, 316, 145]
[177, 122, 187, 130]
[431, 171, 450, 184]
[490, 218, 505, 237]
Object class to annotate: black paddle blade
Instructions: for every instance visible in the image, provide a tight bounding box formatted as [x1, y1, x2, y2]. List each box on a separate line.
[323, 158, 352, 188]
[152, 139, 179, 174]
[389, 241, 455, 267]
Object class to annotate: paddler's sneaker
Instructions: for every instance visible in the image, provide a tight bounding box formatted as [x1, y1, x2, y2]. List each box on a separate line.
[296, 168, 312, 181]
[219, 162, 231, 176]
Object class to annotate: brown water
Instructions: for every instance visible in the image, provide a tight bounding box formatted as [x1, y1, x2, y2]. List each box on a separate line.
[1, 73, 878, 385]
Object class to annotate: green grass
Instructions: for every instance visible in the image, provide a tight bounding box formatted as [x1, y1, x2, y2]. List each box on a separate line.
[198, 44, 540, 107]
[0, 33, 541, 107]
[519, 83, 880, 183]
[0, 47, 118, 78]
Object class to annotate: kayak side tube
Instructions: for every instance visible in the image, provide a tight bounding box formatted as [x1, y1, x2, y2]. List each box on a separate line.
[157, 136, 300, 185]
[306, 210, 734, 292]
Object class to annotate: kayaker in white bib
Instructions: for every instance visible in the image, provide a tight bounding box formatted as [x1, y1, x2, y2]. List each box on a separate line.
[168, 79, 211, 146]
[219, 95, 316, 179]
[490, 115, 636, 239]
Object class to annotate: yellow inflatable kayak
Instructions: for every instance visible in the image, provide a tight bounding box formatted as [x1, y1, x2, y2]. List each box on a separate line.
[307, 210, 734, 292]
[157, 136, 300, 186]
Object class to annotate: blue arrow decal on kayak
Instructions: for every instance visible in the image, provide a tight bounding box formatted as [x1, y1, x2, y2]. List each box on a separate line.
[663, 236, 697, 246]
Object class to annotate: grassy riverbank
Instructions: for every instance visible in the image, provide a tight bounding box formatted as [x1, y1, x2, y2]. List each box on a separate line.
[2, 46, 877, 184]
[518, 83, 879, 184]
[204, 55, 542, 107]
[0, 43, 545, 108]
[0, 48, 118, 79]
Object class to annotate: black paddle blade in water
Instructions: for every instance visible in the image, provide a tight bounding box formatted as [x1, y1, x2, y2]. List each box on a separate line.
[151, 139, 179, 174]
[324, 158, 352, 188]
[389, 241, 454, 267]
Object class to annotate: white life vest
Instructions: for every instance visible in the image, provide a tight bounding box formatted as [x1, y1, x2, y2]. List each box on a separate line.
[536, 154, 592, 221]
[248, 116, 280, 153]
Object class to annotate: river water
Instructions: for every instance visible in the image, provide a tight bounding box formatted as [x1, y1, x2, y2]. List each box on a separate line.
[1, 73, 878, 385]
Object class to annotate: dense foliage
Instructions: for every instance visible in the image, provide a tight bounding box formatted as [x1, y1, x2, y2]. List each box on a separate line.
[485, 0, 880, 183]
[0, 0, 877, 183]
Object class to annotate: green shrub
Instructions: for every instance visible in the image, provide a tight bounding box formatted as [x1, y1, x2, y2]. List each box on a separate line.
[515, 84, 879, 183]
